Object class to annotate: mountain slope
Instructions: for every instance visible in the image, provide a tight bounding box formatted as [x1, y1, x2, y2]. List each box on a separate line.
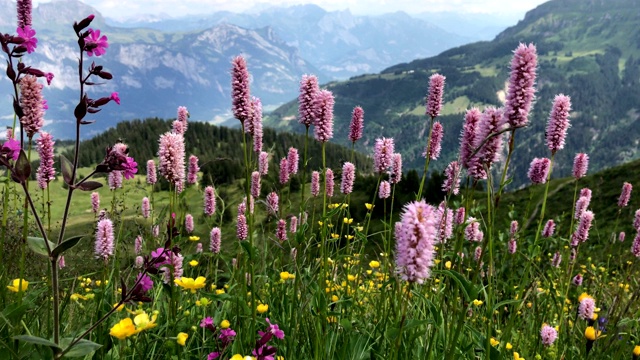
[265, 0, 640, 188]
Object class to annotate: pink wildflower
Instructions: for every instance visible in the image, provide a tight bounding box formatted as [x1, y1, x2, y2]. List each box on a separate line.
[258, 151, 269, 175]
[204, 186, 216, 216]
[454, 207, 465, 225]
[95, 218, 114, 260]
[251, 171, 261, 198]
[391, 153, 402, 184]
[469, 107, 503, 179]
[540, 325, 558, 346]
[426, 74, 446, 118]
[545, 94, 571, 154]
[632, 233, 640, 257]
[528, 157, 551, 184]
[575, 196, 590, 220]
[236, 214, 248, 241]
[618, 182, 632, 207]
[542, 219, 555, 238]
[394, 200, 437, 284]
[185, 214, 194, 234]
[135, 235, 143, 254]
[325, 168, 334, 197]
[146, 160, 157, 184]
[464, 218, 484, 242]
[279, 157, 290, 185]
[341, 162, 355, 195]
[635, 209, 640, 230]
[379, 180, 391, 199]
[85, 28, 109, 57]
[36, 132, 55, 189]
[426, 121, 443, 160]
[348, 106, 364, 143]
[187, 155, 199, 184]
[314, 90, 334, 143]
[251, 97, 263, 153]
[158, 132, 185, 185]
[573, 153, 588, 179]
[17, 0, 32, 28]
[91, 192, 100, 213]
[510, 220, 518, 236]
[276, 219, 287, 242]
[231, 56, 251, 123]
[619, 232, 625, 242]
[374, 137, 394, 174]
[177, 106, 188, 132]
[311, 171, 320, 197]
[459, 108, 482, 169]
[266, 192, 279, 216]
[287, 147, 299, 175]
[19, 75, 44, 138]
[141, 197, 150, 218]
[504, 43, 537, 128]
[442, 161, 460, 195]
[298, 75, 319, 126]
[16, 25, 37, 53]
[110, 92, 120, 105]
[210, 227, 221, 253]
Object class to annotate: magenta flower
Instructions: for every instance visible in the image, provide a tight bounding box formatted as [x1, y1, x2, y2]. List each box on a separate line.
[469, 107, 503, 179]
[122, 156, 138, 180]
[16, 0, 32, 28]
[426, 74, 446, 118]
[289, 216, 298, 233]
[619, 232, 625, 242]
[464, 219, 484, 243]
[231, 56, 251, 123]
[504, 43, 537, 128]
[379, 180, 391, 199]
[200, 316, 214, 330]
[394, 201, 437, 284]
[572, 273, 583, 286]
[298, 74, 319, 126]
[279, 157, 290, 185]
[540, 325, 558, 346]
[85, 28, 109, 57]
[425, 121, 443, 160]
[141, 197, 150, 218]
[108, 171, 122, 190]
[36, 132, 55, 189]
[185, 214, 194, 234]
[373, 137, 394, 174]
[16, 25, 37, 53]
[571, 210, 594, 246]
[459, 108, 482, 169]
[252, 97, 263, 153]
[551, 252, 562, 267]
[508, 239, 517, 254]
[474, 246, 483, 263]
[545, 94, 571, 154]
[574, 197, 589, 220]
[258, 151, 269, 175]
[314, 89, 334, 143]
[251, 171, 261, 198]
[276, 219, 287, 242]
[91, 192, 100, 213]
[390, 153, 402, 184]
[287, 147, 299, 175]
[348, 106, 364, 143]
[135, 235, 143, 254]
[580, 188, 592, 202]
[177, 106, 188, 132]
[341, 162, 355, 195]
[204, 185, 216, 216]
[146, 160, 157, 185]
[187, 155, 199, 184]
[311, 171, 320, 197]
[137, 273, 153, 293]
[158, 132, 185, 185]
[442, 161, 460, 195]
[110, 92, 120, 105]
[632, 233, 640, 257]
[95, 218, 114, 260]
[578, 297, 595, 320]
[1, 138, 21, 161]
[45, 72, 54, 86]
[528, 157, 551, 184]
[266, 192, 279, 216]
[325, 168, 334, 197]
[454, 207, 465, 225]
[236, 214, 248, 241]
[618, 182, 632, 207]
[19, 75, 44, 138]
[163, 252, 183, 284]
[435, 203, 453, 243]
[210, 227, 221, 253]
[542, 219, 555, 238]
[572, 153, 588, 179]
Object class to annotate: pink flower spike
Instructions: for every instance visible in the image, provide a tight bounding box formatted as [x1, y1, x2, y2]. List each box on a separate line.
[545, 94, 571, 154]
[258, 151, 269, 175]
[108, 170, 123, 190]
[571, 210, 594, 246]
[236, 214, 248, 241]
[251, 98, 263, 153]
[289, 216, 298, 233]
[279, 157, 290, 185]
[391, 153, 402, 184]
[426, 74, 445, 119]
[276, 219, 287, 242]
[542, 219, 555, 238]
[231, 56, 251, 123]
[287, 147, 299, 175]
[158, 132, 185, 185]
[146, 160, 157, 185]
[36, 131, 55, 189]
[578, 297, 595, 320]
[572, 153, 589, 179]
[19, 75, 44, 138]
[551, 252, 562, 267]
[204, 185, 216, 216]
[348, 106, 364, 143]
[340, 162, 355, 195]
[508, 239, 517, 254]
[527, 157, 551, 184]
[572, 273, 583, 286]
[459, 108, 482, 169]
[373, 137, 394, 174]
[298, 75, 319, 126]
[632, 233, 640, 257]
[141, 197, 150, 218]
[504, 43, 537, 128]
[85, 28, 109, 57]
[95, 218, 114, 260]
[251, 171, 261, 198]
[187, 155, 199, 184]
[618, 182, 632, 208]
[540, 325, 558, 346]
[91, 192, 100, 213]
[394, 200, 437, 284]
[314, 90, 334, 143]
[110, 92, 120, 105]
[325, 168, 334, 197]
[266, 192, 279, 216]
[379, 180, 391, 199]
[426, 121, 443, 160]
[442, 161, 460, 195]
[135, 235, 143, 254]
[17, 0, 32, 29]
[311, 171, 320, 197]
[210, 227, 221, 253]
[185, 214, 194, 234]
[454, 207, 465, 225]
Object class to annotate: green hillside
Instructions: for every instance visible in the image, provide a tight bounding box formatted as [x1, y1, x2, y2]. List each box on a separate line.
[265, 0, 640, 189]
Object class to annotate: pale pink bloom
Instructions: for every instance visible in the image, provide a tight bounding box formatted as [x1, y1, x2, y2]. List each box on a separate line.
[572, 153, 588, 179]
[276, 219, 287, 242]
[469, 107, 503, 180]
[258, 151, 269, 175]
[279, 157, 290, 185]
[152, 225, 159, 238]
[545, 94, 571, 154]
[504, 43, 537, 128]
[578, 297, 595, 320]
[210, 227, 221, 253]
[442, 161, 460, 195]
[575, 196, 589, 220]
[187, 155, 199, 184]
[311, 171, 320, 197]
[464, 219, 484, 243]
[266, 192, 279, 216]
[551, 252, 561, 268]
[474, 246, 483, 263]
[135, 256, 144, 268]
[298, 75, 319, 126]
[390, 153, 402, 184]
[426, 121, 443, 160]
[146, 160, 157, 185]
[177, 106, 189, 132]
[459, 108, 482, 169]
[158, 132, 185, 185]
[289, 216, 298, 233]
[542, 219, 555, 238]
[527, 157, 551, 184]
[231, 56, 251, 123]
[17, 0, 32, 28]
[287, 147, 299, 175]
[454, 207, 465, 225]
[373, 137, 394, 174]
[36, 132, 55, 189]
[571, 210, 594, 246]
[236, 214, 248, 241]
[619, 232, 625, 242]
[141, 197, 150, 218]
[19, 75, 44, 138]
[618, 182, 632, 207]
[135, 235, 143, 254]
[325, 168, 334, 197]
[185, 214, 194, 234]
[91, 192, 100, 213]
[251, 97, 263, 153]
[572, 273, 583, 286]
[510, 220, 518, 236]
[196, 243, 203, 253]
[394, 201, 437, 283]
[379, 180, 391, 199]
[341, 162, 355, 195]
[508, 239, 517, 254]
[58, 256, 65, 269]
[540, 325, 558, 346]
[435, 203, 453, 243]
[632, 233, 640, 257]
[348, 106, 364, 143]
[580, 188, 592, 203]
[108, 170, 123, 190]
[251, 171, 261, 198]
[172, 120, 185, 135]
[95, 218, 114, 260]
[314, 90, 334, 143]
[162, 252, 184, 284]
[634, 209, 640, 230]
[204, 186, 216, 216]
[426, 74, 446, 119]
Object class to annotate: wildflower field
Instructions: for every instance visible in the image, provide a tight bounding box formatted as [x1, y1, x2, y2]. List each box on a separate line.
[2, 3, 640, 360]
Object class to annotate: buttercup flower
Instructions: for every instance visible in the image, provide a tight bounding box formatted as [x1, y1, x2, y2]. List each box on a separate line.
[7, 279, 28, 292]
[176, 332, 188, 346]
[174, 276, 206, 293]
[109, 318, 136, 340]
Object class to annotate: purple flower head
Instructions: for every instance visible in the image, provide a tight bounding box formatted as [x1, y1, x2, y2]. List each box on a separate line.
[325, 168, 334, 197]
[141, 197, 150, 218]
[1, 138, 21, 161]
[265, 318, 285, 340]
[474, 246, 483, 263]
[469, 107, 504, 179]
[454, 207, 465, 225]
[442, 161, 460, 195]
[459, 108, 482, 169]
[580, 188, 592, 203]
[207, 352, 219, 360]
[426, 121, 443, 160]
[634, 209, 640, 230]
[146, 160, 157, 185]
[95, 218, 114, 260]
[374, 137, 394, 174]
[551, 252, 562, 268]
[435, 203, 453, 243]
[379, 180, 391, 199]
[45, 72, 54, 86]
[237, 214, 248, 241]
[266, 192, 279, 216]
[279, 157, 290, 185]
[426, 74, 446, 118]
[172, 120, 184, 135]
[311, 171, 320, 197]
[545, 94, 571, 154]
[36, 132, 55, 189]
[85, 28, 108, 56]
[200, 317, 215, 332]
[504, 43, 537, 128]
[348, 106, 364, 143]
[314, 89, 334, 143]
[390, 153, 402, 184]
[575, 196, 590, 220]
[259, 151, 269, 175]
[528, 157, 551, 184]
[219, 328, 236, 346]
[618, 182, 632, 208]
[162, 251, 183, 284]
[17, 0, 32, 28]
[231, 56, 251, 123]
[619, 231, 625, 242]
[289, 216, 298, 233]
[16, 25, 37, 53]
[572, 273, 583, 286]
[136, 273, 153, 293]
[210, 227, 221, 253]
[135, 235, 143, 254]
[464, 218, 484, 243]
[177, 106, 188, 131]
[341, 162, 355, 195]
[41, 99, 48, 110]
[540, 325, 558, 346]
[571, 210, 594, 247]
[573, 153, 589, 179]
[204, 185, 216, 216]
[287, 147, 299, 175]
[19, 75, 44, 138]
[158, 132, 185, 185]
[542, 219, 555, 238]
[108, 171, 123, 190]
[632, 233, 640, 257]
[276, 219, 287, 242]
[510, 220, 518, 236]
[91, 192, 100, 213]
[252, 97, 263, 152]
[508, 239, 517, 254]
[578, 297, 595, 320]
[298, 75, 319, 126]
[187, 155, 199, 184]
[110, 92, 120, 105]
[185, 214, 194, 234]
[394, 201, 438, 284]
[122, 157, 138, 180]
[251, 171, 261, 198]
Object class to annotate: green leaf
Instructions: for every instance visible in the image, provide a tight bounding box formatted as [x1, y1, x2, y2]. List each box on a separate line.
[27, 236, 55, 256]
[492, 299, 522, 312]
[75, 181, 102, 191]
[60, 154, 73, 185]
[12, 335, 60, 349]
[59, 338, 102, 357]
[52, 235, 85, 257]
[433, 269, 478, 301]
[11, 150, 30, 183]
[339, 319, 352, 331]
[240, 241, 256, 260]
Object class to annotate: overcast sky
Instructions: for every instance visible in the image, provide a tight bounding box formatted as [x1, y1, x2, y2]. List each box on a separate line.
[34, 0, 550, 21]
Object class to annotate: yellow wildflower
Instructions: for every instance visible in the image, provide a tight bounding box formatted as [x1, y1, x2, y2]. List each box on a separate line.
[174, 276, 207, 293]
[506, 342, 512, 350]
[70, 293, 88, 301]
[95, 280, 102, 286]
[176, 332, 188, 346]
[331, 295, 339, 302]
[189, 236, 200, 241]
[355, 226, 364, 232]
[257, 304, 269, 313]
[578, 292, 593, 302]
[220, 320, 230, 329]
[7, 279, 28, 292]
[445, 261, 452, 269]
[230, 355, 244, 360]
[513, 352, 524, 360]
[113, 302, 125, 311]
[189, 260, 199, 267]
[369, 260, 380, 268]
[331, 233, 339, 239]
[585, 326, 600, 341]
[345, 235, 354, 240]
[280, 272, 291, 281]
[473, 299, 483, 306]
[365, 203, 374, 210]
[109, 318, 136, 340]
[343, 217, 353, 224]
[215, 289, 225, 295]
[490, 338, 499, 346]
[634, 345, 640, 356]
[133, 312, 157, 333]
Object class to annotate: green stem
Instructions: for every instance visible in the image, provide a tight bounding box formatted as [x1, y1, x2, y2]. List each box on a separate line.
[417, 116, 435, 200]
